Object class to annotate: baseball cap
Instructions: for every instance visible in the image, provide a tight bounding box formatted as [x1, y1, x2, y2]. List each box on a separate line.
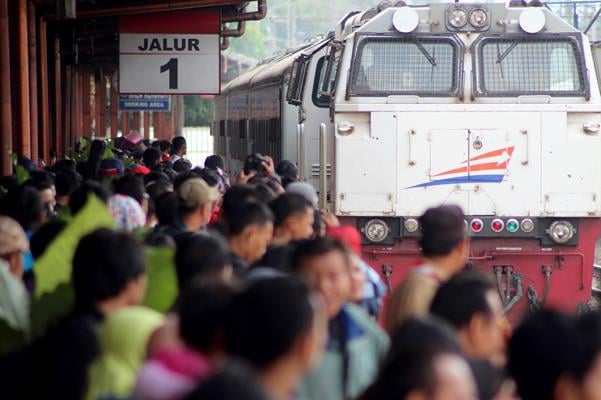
[99, 158, 125, 177]
[0, 216, 29, 256]
[286, 182, 318, 208]
[178, 178, 220, 209]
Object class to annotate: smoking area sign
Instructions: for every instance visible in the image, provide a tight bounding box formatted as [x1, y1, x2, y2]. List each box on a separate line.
[119, 11, 220, 95]
[119, 95, 171, 111]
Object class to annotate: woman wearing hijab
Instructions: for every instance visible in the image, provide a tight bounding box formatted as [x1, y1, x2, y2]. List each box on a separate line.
[86, 306, 164, 400]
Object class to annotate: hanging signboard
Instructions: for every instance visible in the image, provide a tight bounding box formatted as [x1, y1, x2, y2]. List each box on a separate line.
[119, 95, 171, 111]
[119, 10, 220, 95]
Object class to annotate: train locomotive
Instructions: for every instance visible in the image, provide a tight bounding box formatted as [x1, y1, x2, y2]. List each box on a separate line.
[214, 1, 601, 320]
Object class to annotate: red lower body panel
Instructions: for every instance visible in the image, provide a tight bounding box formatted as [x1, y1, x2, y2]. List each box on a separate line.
[355, 218, 601, 324]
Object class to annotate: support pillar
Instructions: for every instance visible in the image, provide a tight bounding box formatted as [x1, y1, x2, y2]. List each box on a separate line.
[54, 34, 62, 158]
[143, 112, 150, 138]
[27, 0, 38, 163]
[39, 18, 49, 163]
[110, 76, 118, 138]
[121, 112, 129, 136]
[81, 72, 92, 136]
[17, 0, 31, 159]
[133, 112, 141, 132]
[0, 0, 12, 175]
[94, 71, 106, 138]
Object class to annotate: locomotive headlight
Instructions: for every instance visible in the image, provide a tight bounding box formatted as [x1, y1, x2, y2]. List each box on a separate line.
[364, 219, 390, 243]
[519, 8, 546, 34]
[404, 218, 419, 233]
[469, 8, 488, 29]
[448, 8, 468, 29]
[520, 218, 535, 233]
[392, 7, 420, 33]
[547, 220, 575, 244]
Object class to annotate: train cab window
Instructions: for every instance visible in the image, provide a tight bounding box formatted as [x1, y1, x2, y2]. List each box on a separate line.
[219, 120, 225, 137]
[286, 54, 310, 105]
[314, 44, 342, 107]
[349, 34, 463, 97]
[473, 35, 588, 98]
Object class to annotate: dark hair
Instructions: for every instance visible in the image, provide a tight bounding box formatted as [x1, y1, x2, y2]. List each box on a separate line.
[50, 159, 76, 174]
[173, 170, 201, 191]
[430, 271, 496, 329]
[155, 191, 179, 227]
[27, 170, 55, 190]
[179, 281, 238, 353]
[269, 193, 311, 228]
[30, 221, 67, 259]
[574, 312, 601, 382]
[221, 185, 258, 221]
[387, 317, 460, 364]
[172, 136, 186, 153]
[173, 159, 193, 173]
[145, 179, 173, 202]
[71, 228, 145, 308]
[159, 139, 171, 153]
[204, 155, 225, 171]
[55, 169, 83, 197]
[361, 318, 461, 400]
[253, 182, 277, 205]
[290, 237, 350, 273]
[69, 180, 111, 215]
[276, 160, 298, 188]
[174, 232, 231, 289]
[114, 175, 146, 204]
[198, 168, 221, 188]
[143, 148, 162, 168]
[152, 163, 177, 183]
[419, 205, 466, 257]
[508, 310, 581, 400]
[224, 277, 314, 368]
[85, 139, 106, 180]
[0, 185, 43, 231]
[225, 200, 273, 237]
[144, 170, 171, 187]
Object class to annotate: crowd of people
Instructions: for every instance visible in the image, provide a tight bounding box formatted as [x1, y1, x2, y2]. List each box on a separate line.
[0, 134, 600, 400]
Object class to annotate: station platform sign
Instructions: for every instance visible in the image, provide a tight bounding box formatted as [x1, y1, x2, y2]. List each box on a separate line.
[119, 95, 171, 111]
[119, 10, 220, 95]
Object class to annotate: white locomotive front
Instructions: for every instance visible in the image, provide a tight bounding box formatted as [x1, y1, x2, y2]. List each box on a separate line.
[326, 1, 601, 319]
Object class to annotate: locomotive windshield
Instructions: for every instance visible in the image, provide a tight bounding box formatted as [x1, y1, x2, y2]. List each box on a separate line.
[474, 35, 588, 97]
[349, 35, 462, 97]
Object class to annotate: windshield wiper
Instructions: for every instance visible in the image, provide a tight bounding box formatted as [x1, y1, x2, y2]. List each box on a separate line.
[496, 41, 518, 64]
[415, 41, 437, 66]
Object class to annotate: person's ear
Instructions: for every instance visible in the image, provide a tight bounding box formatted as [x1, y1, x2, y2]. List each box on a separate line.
[554, 374, 580, 400]
[405, 389, 429, 400]
[467, 314, 485, 347]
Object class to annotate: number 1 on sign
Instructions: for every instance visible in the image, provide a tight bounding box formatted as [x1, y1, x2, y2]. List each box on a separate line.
[160, 58, 178, 89]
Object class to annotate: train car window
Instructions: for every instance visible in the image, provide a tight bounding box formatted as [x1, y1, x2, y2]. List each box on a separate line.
[312, 57, 329, 108]
[286, 54, 310, 105]
[219, 120, 225, 137]
[319, 44, 342, 99]
[473, 35, 588, 98]
[348, 34, 463, 97]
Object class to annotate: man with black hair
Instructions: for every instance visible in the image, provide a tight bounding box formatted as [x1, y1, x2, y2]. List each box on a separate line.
[69, 180, 111, 215]
[360, 317, 476, 400]
[270, 193, 314, 245]
[25, 171, 57, 217]
[508, 310, 600, 400]
[276, 160, 299, 188]
[170, 136, 187, 164]
[174, 232, 232, 289]
[290, 237, 389, 400]
[174, 158, 193, 173]
[143, 147, 162, 169]
[189, 277, 327, 400]
[54, 169, 82, 209]
[114, 175, 146, 205]
[386, 204, 469, 332]
[430, 271, 510, 367]
[0, 185, 44, 232]
[226, 200, 274, 271]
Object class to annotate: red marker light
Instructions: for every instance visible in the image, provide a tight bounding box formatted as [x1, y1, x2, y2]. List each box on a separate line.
[491, 219, 505, 233]
[471, 219, 484, 233]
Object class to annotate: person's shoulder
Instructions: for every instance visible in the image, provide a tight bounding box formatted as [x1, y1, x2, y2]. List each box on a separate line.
[344, 304, 389, 345]
[185, 360, 269, 400]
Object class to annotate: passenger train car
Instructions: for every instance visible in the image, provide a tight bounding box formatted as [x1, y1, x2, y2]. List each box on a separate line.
[214, 1, 601, 320]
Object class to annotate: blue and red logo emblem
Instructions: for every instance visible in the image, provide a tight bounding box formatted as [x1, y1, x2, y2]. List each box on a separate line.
[408, 146, 515, 189]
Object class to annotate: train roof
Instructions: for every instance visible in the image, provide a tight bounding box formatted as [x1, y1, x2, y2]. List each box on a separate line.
[221, 35, 332, 95]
